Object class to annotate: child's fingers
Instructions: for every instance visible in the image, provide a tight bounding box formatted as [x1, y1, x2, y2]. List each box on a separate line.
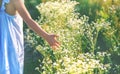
[55, 35, 59, 37]
[51, 42, 60, 50]
[52, 34, 59, 38]
[55, 43, 60, 47]
[51, 46, 58, 50]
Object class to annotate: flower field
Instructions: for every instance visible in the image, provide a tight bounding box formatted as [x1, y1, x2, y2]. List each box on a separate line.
[24, 0, 120, 74]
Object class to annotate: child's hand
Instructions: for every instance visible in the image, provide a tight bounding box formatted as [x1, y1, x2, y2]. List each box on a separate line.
[45, 34, 60, 50]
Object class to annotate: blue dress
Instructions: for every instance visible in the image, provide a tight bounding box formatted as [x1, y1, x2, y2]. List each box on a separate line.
[0, 0, 24, 74]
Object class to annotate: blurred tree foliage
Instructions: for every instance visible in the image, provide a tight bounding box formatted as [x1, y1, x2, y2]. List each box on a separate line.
[25, 0, 41, 19]
[24, 0, 42, 74]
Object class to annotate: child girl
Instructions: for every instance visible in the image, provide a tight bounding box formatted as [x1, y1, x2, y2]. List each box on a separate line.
[0, 0, 60, 74]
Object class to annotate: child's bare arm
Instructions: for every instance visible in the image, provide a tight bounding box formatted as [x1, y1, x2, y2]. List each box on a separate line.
[13, 0, 60, 49]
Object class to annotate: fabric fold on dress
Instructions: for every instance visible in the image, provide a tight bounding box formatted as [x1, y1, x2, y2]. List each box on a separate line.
[0, 0, 24, 74]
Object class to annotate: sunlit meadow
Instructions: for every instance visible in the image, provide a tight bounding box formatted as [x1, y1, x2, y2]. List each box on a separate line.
[31, 0, 115, 74]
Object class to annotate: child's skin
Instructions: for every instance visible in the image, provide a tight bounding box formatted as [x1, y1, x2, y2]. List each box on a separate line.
[1, 0, 60, 49]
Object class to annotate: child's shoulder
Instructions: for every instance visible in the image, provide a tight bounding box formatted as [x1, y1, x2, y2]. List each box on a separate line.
[5, 0, 17, 15]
